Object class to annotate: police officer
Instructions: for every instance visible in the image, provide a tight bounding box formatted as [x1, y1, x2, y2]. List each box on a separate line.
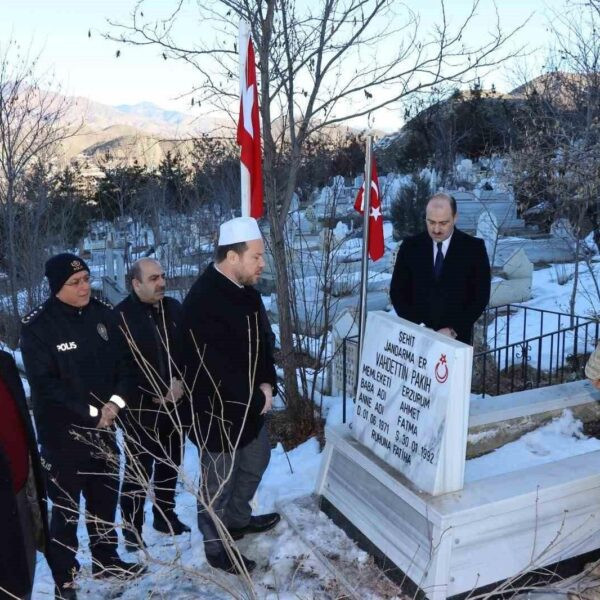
[116, 258, 190, 551]
[20, 254, 145, 599]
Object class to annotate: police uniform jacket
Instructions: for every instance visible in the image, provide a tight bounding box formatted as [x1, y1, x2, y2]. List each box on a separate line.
[182, 264, 277, 453]
[20, 296, 133, 458]
[116, 292, 185, 430]
[0, 350, 49, 597]
[390, 228, 491, 345]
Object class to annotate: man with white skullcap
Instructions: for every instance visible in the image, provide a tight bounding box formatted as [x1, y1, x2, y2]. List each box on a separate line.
[182, 217, 280, 574]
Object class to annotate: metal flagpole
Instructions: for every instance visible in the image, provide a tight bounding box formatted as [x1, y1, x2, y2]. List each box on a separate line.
[357, 135, 373, 362]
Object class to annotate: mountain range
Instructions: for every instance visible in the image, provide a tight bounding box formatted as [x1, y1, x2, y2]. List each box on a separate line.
[59, 95, 234, 167]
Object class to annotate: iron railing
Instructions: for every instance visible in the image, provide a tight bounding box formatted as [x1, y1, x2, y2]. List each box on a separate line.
[474, 304, 599, 397]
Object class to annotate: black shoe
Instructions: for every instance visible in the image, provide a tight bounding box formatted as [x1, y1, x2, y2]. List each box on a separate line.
[124, 530, 147, 553]
[54, 584, 78, 600]
[92, 557, 147, 580]
[153, 514, 191, 535]
[206, 550, 256, 575]
[228, 512, 281, 541]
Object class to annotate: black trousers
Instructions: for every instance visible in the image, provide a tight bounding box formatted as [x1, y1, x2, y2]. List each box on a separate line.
[44, 449, 120, 587]
[120, 420, 183, 535]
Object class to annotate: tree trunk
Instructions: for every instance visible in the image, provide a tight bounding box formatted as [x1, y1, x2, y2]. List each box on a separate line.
[6, 184, 20, 323]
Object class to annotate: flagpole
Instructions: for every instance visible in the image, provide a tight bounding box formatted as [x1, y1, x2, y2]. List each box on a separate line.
[239, 20, 251, 217]
[357, 135, 373, 361]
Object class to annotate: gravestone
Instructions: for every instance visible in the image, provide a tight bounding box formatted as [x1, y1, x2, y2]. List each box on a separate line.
[502, 247, 533, 280]
[115, 252, 126, 291]
[456, 158, 474, 183]
[551, 217, 574, 241]
[290, 192, 300, 213]
[105, 242, 115, 280]
[305, 205, 318, 234]
[331, 308, 359, 397]
[352, 311, 472, 495]
[476, 210, 498, 264]
[489, 248, 533, 307]
[429, 168, 438, 194]
[333, 221, 349, 242]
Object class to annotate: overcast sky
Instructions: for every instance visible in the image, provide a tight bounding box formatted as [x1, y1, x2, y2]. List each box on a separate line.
[1, 0, 552, 129]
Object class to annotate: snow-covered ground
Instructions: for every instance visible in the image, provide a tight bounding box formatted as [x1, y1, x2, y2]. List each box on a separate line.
[486, 259, 600, 370]
[466, 409, 600, 481]
[29, 404, 600, 599]
[32, 436, 325, 599]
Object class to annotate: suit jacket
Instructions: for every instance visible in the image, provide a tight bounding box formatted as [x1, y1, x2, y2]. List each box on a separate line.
[116, 293, 185, 431]
[0, 350, 49, 597]
[390, 228, 491, 344]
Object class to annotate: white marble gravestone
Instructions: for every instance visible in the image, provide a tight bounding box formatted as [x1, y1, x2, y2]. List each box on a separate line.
[333, 221, 349, 242]
[476, 210, 498, 264]
[352, 311, 473, 495]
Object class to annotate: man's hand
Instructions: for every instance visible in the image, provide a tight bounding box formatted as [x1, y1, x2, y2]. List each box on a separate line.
[259, 382, 273, 415]
[592, 379, 600, 390]
[98, 401, 120, 428]
[437, 327, 457, 339]
[166, 377, 184, 403]
[152, 378, 184, 406]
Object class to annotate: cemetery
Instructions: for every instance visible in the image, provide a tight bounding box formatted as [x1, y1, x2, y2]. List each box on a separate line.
[6, 140, 595, 598]
[3, 2, 600, 595]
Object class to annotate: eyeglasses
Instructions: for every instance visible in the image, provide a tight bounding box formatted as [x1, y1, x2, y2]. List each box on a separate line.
[64, 275, 93, 287]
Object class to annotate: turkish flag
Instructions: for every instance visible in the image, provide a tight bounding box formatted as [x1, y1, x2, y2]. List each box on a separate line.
[354, 156, 384, 261]
[237, 31, 263, 218]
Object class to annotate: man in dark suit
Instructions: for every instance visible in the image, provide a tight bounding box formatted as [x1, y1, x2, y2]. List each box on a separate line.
[117, 258, 190, 552]
[390, 193, 491, 345]
[0, 350, 50, 600]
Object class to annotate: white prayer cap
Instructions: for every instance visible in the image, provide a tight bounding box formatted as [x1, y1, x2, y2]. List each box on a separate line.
[218, 216, 262, 245]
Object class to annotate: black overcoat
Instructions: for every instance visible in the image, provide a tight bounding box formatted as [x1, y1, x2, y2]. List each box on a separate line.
[116, 293, 185, 430]
[390, 228, 491, 344]
[182, 264, 277, 452]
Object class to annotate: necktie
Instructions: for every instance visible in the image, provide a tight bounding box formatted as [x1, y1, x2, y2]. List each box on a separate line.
[434, 242, 444, 279]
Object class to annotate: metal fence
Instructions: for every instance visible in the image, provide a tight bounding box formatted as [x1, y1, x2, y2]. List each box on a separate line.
[474, 304, 599, 397]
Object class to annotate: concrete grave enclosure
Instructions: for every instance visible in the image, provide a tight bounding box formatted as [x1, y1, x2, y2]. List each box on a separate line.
[316, 311, 600, 599]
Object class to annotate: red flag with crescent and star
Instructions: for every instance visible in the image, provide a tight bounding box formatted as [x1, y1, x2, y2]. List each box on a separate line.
[237, 28, 263, 218]
[354, 156, 384, 261]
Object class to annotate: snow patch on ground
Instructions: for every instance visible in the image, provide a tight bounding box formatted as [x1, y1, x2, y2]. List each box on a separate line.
[466, 409, 600, 481]
[32, 435, 328, 599]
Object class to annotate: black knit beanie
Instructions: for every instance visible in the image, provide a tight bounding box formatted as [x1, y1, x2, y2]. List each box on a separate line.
[45, 253, 90, 295]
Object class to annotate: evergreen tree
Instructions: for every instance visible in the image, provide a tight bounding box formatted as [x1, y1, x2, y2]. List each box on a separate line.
[390, 174, 430, 240]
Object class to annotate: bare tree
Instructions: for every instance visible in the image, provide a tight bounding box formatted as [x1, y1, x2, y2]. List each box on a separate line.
[510, 0, 600, 317]
[107, 0, 527, 429]
[0, 40, 77, 332]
